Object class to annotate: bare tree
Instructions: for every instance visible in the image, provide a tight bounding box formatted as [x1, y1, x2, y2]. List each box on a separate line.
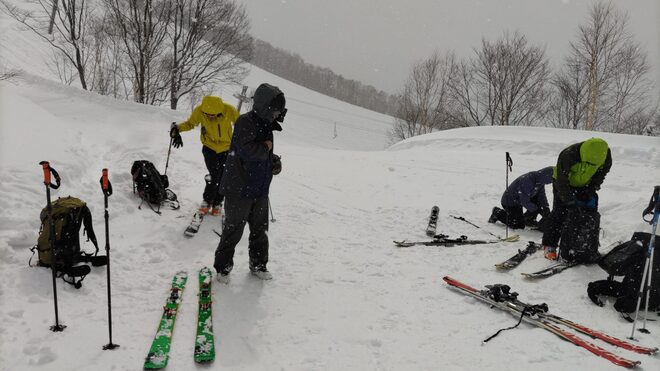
[167, 0, 252, 109]
[452, 32, 550, 127]
[103, 0, 172, 104]
[547, 56, 589, 129]
[391, 52, 456, 141]
[1, 0, 95, 89]
[554, 2, 656, 134]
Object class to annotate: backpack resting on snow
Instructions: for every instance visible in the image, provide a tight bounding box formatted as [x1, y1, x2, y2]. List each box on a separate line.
[30, 196, 106, 288]
[130, 160, 179, 211]
[560, 207, 600, 263]
[587, 232, 660, 314]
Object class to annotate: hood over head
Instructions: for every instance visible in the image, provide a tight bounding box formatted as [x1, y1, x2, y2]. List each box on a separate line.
[201, 96, 224, 115]
[252, 83, 285, 121]
[580, 138, 609, 166]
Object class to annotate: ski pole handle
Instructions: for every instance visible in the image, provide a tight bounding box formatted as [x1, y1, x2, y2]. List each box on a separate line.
[642, 186, 660, 223]
[39, 161, 61, 189]
[505, 152, 513, 171]
[100, 168, 113, 197]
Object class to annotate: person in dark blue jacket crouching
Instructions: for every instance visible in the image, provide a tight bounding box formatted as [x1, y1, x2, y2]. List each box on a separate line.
[213, 83, 286, 283]
[488, 166, 553, 230]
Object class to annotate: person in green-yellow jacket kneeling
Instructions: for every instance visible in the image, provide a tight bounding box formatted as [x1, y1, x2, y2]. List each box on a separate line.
[170, 96, 239, 216]
[542, 137, 612, 260]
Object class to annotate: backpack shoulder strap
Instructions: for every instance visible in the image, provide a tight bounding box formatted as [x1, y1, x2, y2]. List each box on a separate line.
[80, 204, 98, 251]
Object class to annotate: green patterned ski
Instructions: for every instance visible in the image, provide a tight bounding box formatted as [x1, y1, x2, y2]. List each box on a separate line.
[194, 267, 215, 363]
[144, 271, 188, 369]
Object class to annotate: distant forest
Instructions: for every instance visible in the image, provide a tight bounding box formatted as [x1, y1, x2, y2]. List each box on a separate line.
[251, 39, 399, 117]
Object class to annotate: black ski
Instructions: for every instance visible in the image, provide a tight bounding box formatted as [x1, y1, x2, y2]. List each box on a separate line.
[495, 241, 543, 270]
[425, 206, 440, 237]
[184, 212, 204, 237]
[394, 234, 519, 247]
[521, 261, 577, 279]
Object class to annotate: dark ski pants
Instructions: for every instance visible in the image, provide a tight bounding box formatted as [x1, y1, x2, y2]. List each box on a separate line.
[492, 206, 525, 229]
[202, 146, 228, 207]
[213, 195, 269, 275]
[541, 183, 598, 247]
[493, 195, 543, 229]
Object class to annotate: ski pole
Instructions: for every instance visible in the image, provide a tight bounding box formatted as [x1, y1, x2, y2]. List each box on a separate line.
[39, 161, 65, 332]
[164, 132, 174, 177]
[268, 197, 276, 223]
[630, 186, 660, 339]
[100, 169, 119, 350]
[449, 215, 500, 239]
[505, 152, 513, 238]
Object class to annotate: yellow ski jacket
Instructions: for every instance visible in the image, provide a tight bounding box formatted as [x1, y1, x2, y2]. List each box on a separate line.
[177, 96, 239, 153]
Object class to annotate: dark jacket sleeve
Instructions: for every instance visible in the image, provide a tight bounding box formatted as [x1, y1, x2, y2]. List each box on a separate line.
[555, 143, 581, 203]
[537, 186, 549, 209]
[233, 116, 270, 162]
[588, 149, 612, 193]
[518, 176, 538, 212]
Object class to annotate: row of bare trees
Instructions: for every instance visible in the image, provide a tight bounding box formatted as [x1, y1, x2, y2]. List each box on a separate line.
[393, 2, 658, 140]
[1, 0, 253, 109]
[250, 39, 399, 117]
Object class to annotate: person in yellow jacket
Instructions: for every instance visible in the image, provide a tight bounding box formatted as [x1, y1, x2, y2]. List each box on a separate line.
[170, 95, 239, 216]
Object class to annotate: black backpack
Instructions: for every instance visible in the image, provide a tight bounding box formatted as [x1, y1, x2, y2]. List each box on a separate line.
[131, 160, 170, 204]
[587, 232, 660, 313]
[560, 208, 600, 263]
[30, 196, 106, 288]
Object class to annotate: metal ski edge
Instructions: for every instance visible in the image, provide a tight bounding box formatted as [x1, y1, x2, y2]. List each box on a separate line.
[442, 276, 641, 369]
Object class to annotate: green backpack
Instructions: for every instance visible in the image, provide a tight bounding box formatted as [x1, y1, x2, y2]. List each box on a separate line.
[31, 197, 100, 283]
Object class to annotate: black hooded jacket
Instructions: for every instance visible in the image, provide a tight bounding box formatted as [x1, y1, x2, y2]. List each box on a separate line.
[219, 84, 284, 199]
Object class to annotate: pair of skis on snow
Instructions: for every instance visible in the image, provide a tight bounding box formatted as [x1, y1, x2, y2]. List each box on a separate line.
[394, 206, 520, 247]
[143, 268, 215, 369]
[400, 207, 580, 278]
[495, 241, 577, 278]
[444, 276, 658, 368]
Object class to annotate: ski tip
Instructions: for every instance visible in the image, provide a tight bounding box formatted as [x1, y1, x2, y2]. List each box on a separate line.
[501, 235, 521, 242]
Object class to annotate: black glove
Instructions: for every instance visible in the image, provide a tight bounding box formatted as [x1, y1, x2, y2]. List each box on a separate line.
[523, 210, 536, 222]
[540, 207, 550, 218]
[170, 122, 183, 148]
[272, 154, 282, 175]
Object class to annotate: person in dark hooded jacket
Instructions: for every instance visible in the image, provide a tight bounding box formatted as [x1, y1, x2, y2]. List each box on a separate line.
[488, 166, 553, 230]
[213, 83, 286, 283]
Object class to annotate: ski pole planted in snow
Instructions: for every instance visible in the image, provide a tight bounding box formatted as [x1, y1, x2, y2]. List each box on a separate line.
[504, 152, 513, 238]
[268, 197, 276, 223]
[100, 169, 119, 350]
[629, 185, 660, 339]
[39, 161, 65, 332]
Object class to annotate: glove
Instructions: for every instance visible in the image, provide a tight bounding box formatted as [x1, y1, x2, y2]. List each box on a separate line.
[272, 154, 282, 175]
[523, 210, 537, 222]
[539, 207, 551, 218]
[170, 122, 183, 148]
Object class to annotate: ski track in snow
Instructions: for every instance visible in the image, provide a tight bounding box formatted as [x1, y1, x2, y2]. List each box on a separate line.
[1, 8, 660, 371]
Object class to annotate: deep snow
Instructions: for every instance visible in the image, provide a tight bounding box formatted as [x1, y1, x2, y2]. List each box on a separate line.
[1, 5, 660, 371]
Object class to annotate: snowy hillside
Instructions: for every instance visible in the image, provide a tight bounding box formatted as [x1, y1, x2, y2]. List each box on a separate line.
[2, 7, 660, 371]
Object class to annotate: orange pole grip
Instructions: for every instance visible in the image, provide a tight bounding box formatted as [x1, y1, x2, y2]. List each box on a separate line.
[40, 161, 51, 185]
[102, 168, 109, 191]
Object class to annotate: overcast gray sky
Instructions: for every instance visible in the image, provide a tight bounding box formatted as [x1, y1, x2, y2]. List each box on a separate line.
[237, 0, 659, 95]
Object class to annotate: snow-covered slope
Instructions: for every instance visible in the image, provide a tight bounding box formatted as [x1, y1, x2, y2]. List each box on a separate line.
[1, 6, 660, 371]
